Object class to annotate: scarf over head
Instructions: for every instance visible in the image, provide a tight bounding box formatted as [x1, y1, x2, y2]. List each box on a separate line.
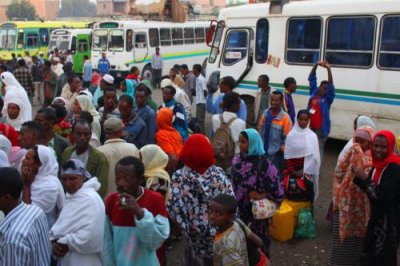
[179, 134, 215, 175]
[371, 130, 400, 184]
[76, 94, 100, 120]
[155, 107, 183, 157]
[241, 128, 265, 156]
[91, 73, 102, 86]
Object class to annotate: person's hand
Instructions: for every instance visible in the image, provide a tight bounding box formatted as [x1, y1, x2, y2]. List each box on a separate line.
[118, 193, 145, 220]
[352, 166, 368, 180]
[21, 165, 36, 187]
[52, 241, 69, 257]
[317, 60, 325, 66]
[249, 191, 267, 201]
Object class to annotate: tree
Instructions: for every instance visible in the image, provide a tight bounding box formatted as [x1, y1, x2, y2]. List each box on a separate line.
[6, 0, 37, 20]
[59, 0, 97, 17]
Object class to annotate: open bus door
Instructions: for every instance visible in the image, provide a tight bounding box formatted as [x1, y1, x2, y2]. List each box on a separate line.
[133, 32, 148, 63]
[73, 34, 91, 74]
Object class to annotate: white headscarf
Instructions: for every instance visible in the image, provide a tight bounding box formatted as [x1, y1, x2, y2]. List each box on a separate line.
[285, 116, 321, 200]
[1, 71, 27, 95]
[76, 95, 100, 120]
[0, 135, 12, 155]
[0, 150, 9, 167]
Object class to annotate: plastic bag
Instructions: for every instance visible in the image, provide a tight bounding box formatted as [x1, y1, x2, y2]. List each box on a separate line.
[251, 198, 277, 220]
[294, 208, 317, 239]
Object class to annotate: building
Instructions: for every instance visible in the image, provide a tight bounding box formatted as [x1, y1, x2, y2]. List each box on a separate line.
[97, 0, 130, 16]
[0, 0, 60, 21]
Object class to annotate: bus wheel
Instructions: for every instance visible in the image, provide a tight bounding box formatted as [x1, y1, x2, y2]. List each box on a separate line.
[242, 95, 256, 128]
[142, 65, 153, 81]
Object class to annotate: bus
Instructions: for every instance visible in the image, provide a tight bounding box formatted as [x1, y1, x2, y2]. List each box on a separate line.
[0, 21, 89, 60]
[91, 20, 210, 81]
[49, 28, 92, 74]
[205, 0, 400, 140]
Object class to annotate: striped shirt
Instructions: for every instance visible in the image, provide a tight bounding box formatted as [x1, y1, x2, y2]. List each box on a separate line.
[0, 203, 51, 266]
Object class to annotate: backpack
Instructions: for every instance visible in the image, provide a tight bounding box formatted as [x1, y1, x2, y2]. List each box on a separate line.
[212, 115, 236, 169]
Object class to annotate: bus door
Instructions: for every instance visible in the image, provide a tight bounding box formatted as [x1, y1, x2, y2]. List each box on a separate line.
[73, 34, 91, 74]
[218, 28, 253, 86]
[24, 30, 40, 52]
[133, 32, 148, 62]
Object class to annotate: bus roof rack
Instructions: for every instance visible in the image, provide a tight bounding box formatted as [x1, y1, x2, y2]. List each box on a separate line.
[269, 0, 289, 14]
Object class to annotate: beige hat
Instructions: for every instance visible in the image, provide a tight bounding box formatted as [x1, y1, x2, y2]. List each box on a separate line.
[104, 117, 123, 134]
[160, 78, 173, 89]
[103, 74, 114, 85]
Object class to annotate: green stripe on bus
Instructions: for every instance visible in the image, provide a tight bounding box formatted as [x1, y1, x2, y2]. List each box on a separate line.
[125, 49, 209, 65]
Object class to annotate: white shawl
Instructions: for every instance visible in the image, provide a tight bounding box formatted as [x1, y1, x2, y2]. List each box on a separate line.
[285, 121, 321, 200]
[29, 145, 65, 228]
[49, 177, 105, 266]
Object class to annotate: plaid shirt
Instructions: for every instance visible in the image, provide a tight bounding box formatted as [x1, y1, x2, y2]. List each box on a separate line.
[13, 67, 34, 96]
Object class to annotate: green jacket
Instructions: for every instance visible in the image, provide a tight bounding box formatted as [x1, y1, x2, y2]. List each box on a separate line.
[62, 145, 109, 198]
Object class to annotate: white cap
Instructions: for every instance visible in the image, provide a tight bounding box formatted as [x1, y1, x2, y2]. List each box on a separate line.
[102, 74, 114, 85]
[160, 78, 173, 88]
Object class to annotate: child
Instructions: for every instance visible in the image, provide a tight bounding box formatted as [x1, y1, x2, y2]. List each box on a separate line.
[209, 194, 268, 266]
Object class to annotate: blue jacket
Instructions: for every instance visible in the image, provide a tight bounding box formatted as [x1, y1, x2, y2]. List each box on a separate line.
[206, 92, 247, 121]
[98, 58, 110, 75]
[136, 105, 156, 144]
[124, 115, 147, 149]
[307, 73, 335, 138]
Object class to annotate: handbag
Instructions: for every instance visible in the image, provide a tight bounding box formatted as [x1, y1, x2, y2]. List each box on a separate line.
[251, 158, 277, 220]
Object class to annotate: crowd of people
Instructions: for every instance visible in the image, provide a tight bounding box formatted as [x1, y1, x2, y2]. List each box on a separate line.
[0, 48, 399, 266]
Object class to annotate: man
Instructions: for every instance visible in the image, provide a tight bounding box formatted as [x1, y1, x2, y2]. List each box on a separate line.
[169, 67, 184, 89]
[13, 58, 34, 102]
[159, 85, 189, 141]
[65, 49, 73, 65]
[193, 64, 207, 134]
[135, 85, 156, 144]
[98, 117, 140, 195]
[38, 51, 45, 65]
[104, 156, 169, 265]
[10, 53, 18, 69]
[24, 51, 33, 71]
[151, 47, 163, 88]
[56, 62, 73, 97]
[93, 74, 114, 107]
[283, 77, 297, 124]
[82, 55, 92, 88]
[180, 64, 196, 103]
[99, 87, 121, 123]
[51, 57, 64, 77]
[160, 78, 191, 121]
[98, 52, 110, 76]
[119, 94, 147, 149]
[62, 119, 109, 197]
[206, 76, 247, 122]
[42, 60, 58, 107]
[258, 91, 292, 174]
[61, 75, 81, 110]
[35, 108, 70, 166]
[0, 167, 51, 265]
[255, 74, 271, 125]
[308, 60, 335, 161]
[31, 56, 43, 106]
[18, 121, 44, 150]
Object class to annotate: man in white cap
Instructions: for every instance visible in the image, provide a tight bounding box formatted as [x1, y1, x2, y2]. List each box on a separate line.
[51, 57, 64, 77]
[160, 78, 191, 121]
[92, 74, 114, 107]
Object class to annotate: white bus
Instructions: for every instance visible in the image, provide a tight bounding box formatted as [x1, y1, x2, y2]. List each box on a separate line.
[49, 28, 92, 74]
[91, 20, 210, 81]
[205, 0, 400, 140]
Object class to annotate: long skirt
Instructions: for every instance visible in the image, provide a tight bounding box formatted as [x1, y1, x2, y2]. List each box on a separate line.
[329, 211, 364, 266]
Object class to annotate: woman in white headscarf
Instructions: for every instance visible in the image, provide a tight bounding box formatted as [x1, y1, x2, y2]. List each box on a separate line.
[72, 95, 101, 139]
[1, 72, 32, 130]
[284, 109, 321, 201]
[21, 145, 65, 228]
[337, 115, 376, 162]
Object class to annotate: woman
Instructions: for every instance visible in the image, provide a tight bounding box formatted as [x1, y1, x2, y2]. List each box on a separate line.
[329, 126, 375, 266]
[120, 79, 136, 102]
[50, 159, 105, 266]
[72, 95, 101, 139]
[140, 144, 170, 203]
[232, 128, 284, 256]
[168, 134, 234, 265]
[284, 109, 321, 201]
[353, 130, 400, 266]
[155, 108, 183, 174]
[21, 145, 65, 228]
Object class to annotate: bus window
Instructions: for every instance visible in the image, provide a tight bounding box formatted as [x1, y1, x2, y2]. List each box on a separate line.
[222, 30, 248, 65]
[78, 39, 89, 52]
[286, 18, 321, 65]
[325, 16, 376, 68]
[39, 28, 49, 46]
[195, 27, 205, 43]
[172, 28, 183, 45]
[93, 30, 108, 51]
[71, 36, 77, 52]
[256, 19, 269, 63]
[0, 29, 16, 49]
[184, 28, 194, 44]
[378, 15, 400, 70]
[126, 30, 133, 51]
[160, 28, 171, 46]
[149, 28, 159, 47]
[209, 24, 224, 63]
[17, 31, 24, 49]
[135, 33, 147, 48]
[109, 29, 124, 51]
[26, 33, 39, 48]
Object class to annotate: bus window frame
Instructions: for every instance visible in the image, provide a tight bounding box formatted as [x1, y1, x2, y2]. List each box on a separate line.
[377, 14, 400, 71]
[149, 28, 159, 47]
[17, 31, 24, 49]
[160, 28, 172, 46]
[195, 27, 205, 44]
[285, 16, 323, 66]
[221, 28, 251, 67]
[172, 28, 184, 45]
[126, 29, 133, 52]
[108, 29, 124, 52]
[71, 36, 77, 52]
[255, 18, 270, 64]
[26, 32, 39, 48]
[93, 29, 108, 51]
[135, 32, 147, 49]
[184, 28, 194, 44]
[78, 39, 89, 52]
[324, 15, 377, 69]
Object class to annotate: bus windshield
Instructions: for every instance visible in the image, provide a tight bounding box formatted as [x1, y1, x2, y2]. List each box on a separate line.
[93, 29, 108, 51]
[108, 29, 124, 52]
[0, 29, 16, 50]
[49, 35, 70, 51]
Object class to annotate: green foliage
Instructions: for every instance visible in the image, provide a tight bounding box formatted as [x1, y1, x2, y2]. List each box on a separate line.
[59, 0, 97, 17]
[6, 0, 37, 20]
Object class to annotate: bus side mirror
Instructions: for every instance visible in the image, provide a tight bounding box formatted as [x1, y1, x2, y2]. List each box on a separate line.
[206, 23, 216, 46]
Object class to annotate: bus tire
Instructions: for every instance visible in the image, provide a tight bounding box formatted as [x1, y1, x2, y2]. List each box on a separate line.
[142, 64, 153, 82]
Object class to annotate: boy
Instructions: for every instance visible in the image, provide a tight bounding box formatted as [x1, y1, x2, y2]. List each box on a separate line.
[193, 64, 207, 134]
[209, 194, 264, 266]
[283, 77, 297, 124]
